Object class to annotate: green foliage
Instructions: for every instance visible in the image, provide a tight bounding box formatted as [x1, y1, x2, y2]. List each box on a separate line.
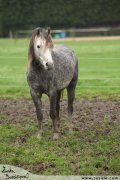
[0, 0, 120, 36]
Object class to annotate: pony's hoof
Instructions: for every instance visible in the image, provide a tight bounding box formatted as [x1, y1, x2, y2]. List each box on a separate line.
[36, 132, 43, 140]
[69, 128, 73, 134]
[53, 133, 59, 140]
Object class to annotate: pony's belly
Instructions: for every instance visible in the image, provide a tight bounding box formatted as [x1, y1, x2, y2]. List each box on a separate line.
[57, 79, 72, 90]
[56, 69, 74, 90]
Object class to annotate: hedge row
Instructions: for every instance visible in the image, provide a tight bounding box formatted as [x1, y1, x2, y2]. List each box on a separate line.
[0, 0, 120, 36]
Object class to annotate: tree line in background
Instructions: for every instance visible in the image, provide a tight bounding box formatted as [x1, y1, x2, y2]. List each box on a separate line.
[0, 0, 120, 37]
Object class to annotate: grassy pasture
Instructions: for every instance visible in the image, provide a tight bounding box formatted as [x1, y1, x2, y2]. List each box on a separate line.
[0, 38, 120, 98]
[0, 38, 120, 175]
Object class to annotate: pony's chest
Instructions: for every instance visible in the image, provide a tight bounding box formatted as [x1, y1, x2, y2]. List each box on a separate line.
[39, 76, 52, 92]
[27, 71, 53, 93]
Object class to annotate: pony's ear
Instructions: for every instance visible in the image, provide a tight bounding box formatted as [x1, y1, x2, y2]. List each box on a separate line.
[36, 28, 41, 36]
[47, 27, 51, 35]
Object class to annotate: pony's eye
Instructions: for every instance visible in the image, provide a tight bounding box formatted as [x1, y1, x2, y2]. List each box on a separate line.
[37, 45, 40, 48]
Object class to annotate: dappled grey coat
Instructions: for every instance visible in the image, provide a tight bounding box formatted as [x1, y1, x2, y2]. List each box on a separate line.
[27, 45, 78, 94]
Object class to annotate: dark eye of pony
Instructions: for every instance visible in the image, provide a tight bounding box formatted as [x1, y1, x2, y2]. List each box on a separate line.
[37, 45, 40, 48]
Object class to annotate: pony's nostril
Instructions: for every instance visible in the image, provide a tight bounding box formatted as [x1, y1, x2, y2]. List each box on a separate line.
[46, 62, 48, 67]
[37, 45, 40, 48]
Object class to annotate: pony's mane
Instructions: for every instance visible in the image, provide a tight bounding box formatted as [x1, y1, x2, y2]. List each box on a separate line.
[28, 27, 53, 69]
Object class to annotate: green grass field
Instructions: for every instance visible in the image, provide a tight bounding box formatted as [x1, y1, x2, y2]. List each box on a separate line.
[0, 38, 120, 175]
[0, 38, 120, 98]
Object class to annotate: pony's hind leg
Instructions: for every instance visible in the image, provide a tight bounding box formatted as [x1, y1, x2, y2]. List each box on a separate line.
[49, 90, 59, 140]
[67, 80, 76, 133]
[30, 90, 43, 139]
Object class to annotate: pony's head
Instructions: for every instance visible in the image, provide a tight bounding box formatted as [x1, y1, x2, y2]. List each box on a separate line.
[28, 27, 54, 70]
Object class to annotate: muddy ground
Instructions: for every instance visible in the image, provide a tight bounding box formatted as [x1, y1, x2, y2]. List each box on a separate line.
[0, 98, 120, 132]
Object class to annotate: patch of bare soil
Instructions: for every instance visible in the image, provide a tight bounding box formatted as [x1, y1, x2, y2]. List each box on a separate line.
[0, 98, 120, 131]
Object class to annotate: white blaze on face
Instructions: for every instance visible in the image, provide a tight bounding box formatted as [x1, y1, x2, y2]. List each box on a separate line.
[34, 35, 54, 70]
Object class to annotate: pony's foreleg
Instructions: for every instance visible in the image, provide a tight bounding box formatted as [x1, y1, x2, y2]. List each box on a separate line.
[56, 91, 61, 127]
[30, 90, 43, 139]
[49, 91, 59, 140]
[67, 81, 76, 133]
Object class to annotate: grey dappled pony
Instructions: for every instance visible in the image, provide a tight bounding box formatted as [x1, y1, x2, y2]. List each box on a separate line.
[27, 27, 78, 139]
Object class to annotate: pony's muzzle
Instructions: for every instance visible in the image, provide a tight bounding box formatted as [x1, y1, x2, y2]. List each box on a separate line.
[45, 62, 54, 70]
